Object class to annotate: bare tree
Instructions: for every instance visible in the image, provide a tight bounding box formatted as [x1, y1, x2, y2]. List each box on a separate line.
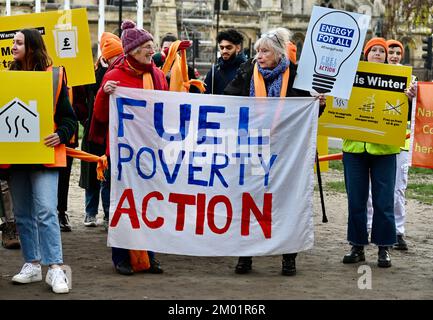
[382, 0, 433, 38]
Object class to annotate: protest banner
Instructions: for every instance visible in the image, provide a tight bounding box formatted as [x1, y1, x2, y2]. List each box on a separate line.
[0, 8, 95, 86]
[318, 61, 412, 147]
[409, 82, 433, 169]
[293, 6, 370, 100]
[107, 88, 319, 256]
[0, 71, 54, 164]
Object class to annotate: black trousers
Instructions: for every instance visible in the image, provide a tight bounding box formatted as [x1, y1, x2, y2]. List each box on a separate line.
[57, 156, 74, 213]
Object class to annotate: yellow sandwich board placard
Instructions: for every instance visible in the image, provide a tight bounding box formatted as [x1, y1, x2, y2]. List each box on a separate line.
[318, 61, 412, 147]
[316, 135, 329, 172]
[0, 71, 54, 164]
[0, 8, 95, 87]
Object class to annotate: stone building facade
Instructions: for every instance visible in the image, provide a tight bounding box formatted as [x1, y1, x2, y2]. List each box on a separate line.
[0, 0, 429, 77]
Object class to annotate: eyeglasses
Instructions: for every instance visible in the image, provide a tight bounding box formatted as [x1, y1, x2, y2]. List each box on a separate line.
[141, 44, 156, 51]
[262, 32, 283, 48]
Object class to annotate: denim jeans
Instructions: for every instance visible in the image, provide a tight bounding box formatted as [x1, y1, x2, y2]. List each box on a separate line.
[85, 181, 109, 220]
[9, 169, 63, 265]
[343, 152, 397, 246]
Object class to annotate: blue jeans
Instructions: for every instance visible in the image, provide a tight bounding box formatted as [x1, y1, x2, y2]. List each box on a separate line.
[85, 182, 109, 220]
[343, 152, 397, 246]
[9, 169, 63, 265]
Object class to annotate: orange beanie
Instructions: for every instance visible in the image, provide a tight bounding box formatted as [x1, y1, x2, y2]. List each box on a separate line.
[363, 37, 387, 58]
[100, 32, 121, 50]
[101, 38, 123, 61]
[286, 41, 297, 64]
[386, 39, 404, 59]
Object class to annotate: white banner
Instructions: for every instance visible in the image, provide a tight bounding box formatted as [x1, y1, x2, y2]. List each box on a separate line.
[294, 6, 370, 100]
[107, 88, 319, 256]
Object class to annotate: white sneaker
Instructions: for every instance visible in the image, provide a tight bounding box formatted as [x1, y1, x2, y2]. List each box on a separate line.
[46, 267, 69, 294]
[12, 263, 42, 284]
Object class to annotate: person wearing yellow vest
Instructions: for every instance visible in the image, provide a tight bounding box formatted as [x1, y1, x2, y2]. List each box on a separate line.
[342, 38, 401, 268]
[366, 39, 416, 251]
[92, 20, 168, 276]
[224, 27, 326, 276]
[6, 29, 77, 293]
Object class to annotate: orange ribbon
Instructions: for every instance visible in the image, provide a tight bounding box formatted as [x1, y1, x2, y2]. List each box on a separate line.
[65, 147, 108, 181]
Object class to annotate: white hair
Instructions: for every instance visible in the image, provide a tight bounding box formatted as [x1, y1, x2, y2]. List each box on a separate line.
[254, 27, 292, 61]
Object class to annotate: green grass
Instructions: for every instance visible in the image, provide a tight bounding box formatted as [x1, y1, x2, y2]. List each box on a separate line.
[409, 166, 433, 175]
[321, 149, 433, 204]
[328, 148, 342, 154]
[78, 125, 84, 140]
[323, 181, 433, 205]
[324, 181, 346, 193]
[327, 147, 343, 171]
[406, 183, 433, 205]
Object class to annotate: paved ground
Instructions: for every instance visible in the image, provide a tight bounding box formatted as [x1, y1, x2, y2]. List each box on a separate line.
[1, 162, 433, 301]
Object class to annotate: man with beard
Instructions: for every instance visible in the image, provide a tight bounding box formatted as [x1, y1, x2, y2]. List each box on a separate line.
[204, 29, 247, 94]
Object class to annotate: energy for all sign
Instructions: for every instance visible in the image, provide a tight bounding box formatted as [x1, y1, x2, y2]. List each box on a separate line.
[0, 71, 54, 164]
[107, 88, 319, 256]
[318, 61, 412, 147]
[0, 8, 95, 86]
[293, 6, 370, 100]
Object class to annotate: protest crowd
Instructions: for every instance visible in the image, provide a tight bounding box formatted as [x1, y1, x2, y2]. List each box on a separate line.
[0, 1, 431, 298]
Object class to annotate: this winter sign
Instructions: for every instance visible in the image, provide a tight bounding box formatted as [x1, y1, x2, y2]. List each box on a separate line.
[0, 71, 54, 164]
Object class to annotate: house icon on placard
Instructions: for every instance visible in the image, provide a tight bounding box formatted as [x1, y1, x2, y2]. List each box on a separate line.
[0, 98, 40, 142]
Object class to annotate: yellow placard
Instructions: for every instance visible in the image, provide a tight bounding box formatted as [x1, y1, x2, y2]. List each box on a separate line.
[0, 8, 95, 87]
[318, 61, 412, 147]
[316, 135, 329, 172]
[0, 71, 54, 164]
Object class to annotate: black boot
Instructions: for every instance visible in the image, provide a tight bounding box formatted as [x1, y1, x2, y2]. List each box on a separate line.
[1, 222, 20, 249]
[235, 257, 252, 274]
[378, 246, 391, 268]
[147, 258, 164, 274]
[58, 211, 72, 232]
[394, 235, 408, 250]
[115, 259, 134, 275]
[343, 245, 365, 264]
[282, 255, 296, 276]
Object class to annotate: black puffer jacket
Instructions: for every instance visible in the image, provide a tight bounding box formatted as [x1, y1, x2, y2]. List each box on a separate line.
[204, 53, 247, 95]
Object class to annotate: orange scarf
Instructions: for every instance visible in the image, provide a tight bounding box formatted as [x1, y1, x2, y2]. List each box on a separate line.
[253, 63, 290, 97]
[65, 148, 108, 181]
[162, 40, 205, 93]
[125, 58, 154, 90]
